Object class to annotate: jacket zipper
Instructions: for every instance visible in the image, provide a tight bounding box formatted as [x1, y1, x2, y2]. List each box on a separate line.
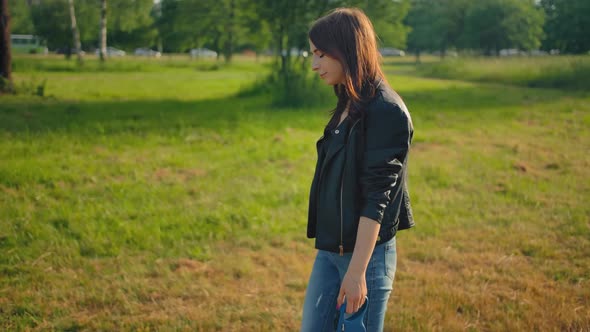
[340, 119, 360, 256]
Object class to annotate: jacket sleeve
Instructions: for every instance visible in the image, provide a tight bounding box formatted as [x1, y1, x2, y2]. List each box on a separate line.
[360, 102, 412, 224]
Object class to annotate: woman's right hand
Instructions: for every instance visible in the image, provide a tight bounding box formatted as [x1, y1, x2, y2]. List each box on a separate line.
[337, 270, 367, 314]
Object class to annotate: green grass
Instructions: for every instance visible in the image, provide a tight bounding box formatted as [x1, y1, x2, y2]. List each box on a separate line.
[1, 55, 589, 331]
[411, 55, 590, 90]
[11, 54, 272, 73]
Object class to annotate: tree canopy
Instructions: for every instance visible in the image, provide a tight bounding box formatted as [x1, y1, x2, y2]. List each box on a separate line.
[407, 0, 546, 56]
[6, 0, 589, 56]
[541, 0, 590, 54]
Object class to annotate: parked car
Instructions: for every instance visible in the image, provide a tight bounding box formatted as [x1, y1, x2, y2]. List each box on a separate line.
[134, 48, 161, 57]
[55, 47, 86, 56]
[95, 46, 126, 57]
[190, 48, 217, 58]
[500, 48, 520, 56]
[281, 48, 306, 57]
[431, 50, 458, 57]
[379, 48, 405, 57]
[528, 49, 548, 56]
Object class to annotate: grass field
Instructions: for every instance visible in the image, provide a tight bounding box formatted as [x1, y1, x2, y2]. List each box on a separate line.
[412, 55, 590, 91]
[1, 55, 589, 331]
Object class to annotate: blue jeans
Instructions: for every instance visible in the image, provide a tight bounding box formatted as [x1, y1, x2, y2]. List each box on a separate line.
[300, 237, 397, 332]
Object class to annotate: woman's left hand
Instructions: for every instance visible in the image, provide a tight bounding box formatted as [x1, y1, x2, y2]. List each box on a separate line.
[337, 270, 367, 314]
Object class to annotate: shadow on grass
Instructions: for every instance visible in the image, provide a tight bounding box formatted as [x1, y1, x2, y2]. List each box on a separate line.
[1, 97, 264, 135]
[0, 82, 568, 136]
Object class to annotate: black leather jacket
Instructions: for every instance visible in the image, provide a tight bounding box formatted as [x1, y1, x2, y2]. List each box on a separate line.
[307, 82, 415, 254]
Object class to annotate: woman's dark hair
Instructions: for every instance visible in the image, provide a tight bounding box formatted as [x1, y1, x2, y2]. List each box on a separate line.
[309, 7, 387, 129]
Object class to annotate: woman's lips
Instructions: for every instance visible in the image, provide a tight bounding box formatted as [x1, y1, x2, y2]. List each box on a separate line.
[320, 72, 327, 78]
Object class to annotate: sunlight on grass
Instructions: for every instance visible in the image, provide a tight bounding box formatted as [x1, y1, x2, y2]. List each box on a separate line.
[1, 55, 589, 331]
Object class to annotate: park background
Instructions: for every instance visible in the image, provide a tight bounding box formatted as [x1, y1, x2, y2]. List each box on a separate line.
[1, 0, 589, 331]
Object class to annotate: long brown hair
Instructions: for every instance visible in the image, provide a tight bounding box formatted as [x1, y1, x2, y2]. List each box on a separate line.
[309, 7, 387, 129]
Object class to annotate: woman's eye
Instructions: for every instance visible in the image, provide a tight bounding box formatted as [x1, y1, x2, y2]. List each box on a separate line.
[319, 53, 325, 58]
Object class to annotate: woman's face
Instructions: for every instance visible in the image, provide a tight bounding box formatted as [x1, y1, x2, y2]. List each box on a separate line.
[309, 39, 345, 86]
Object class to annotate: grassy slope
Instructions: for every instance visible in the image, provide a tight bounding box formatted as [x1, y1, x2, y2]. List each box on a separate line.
[412, 55, 590, 91]
[1, 56, 589, 331]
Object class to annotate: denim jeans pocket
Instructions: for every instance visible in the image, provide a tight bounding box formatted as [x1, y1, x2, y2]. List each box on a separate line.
[384, 241, 397, 281]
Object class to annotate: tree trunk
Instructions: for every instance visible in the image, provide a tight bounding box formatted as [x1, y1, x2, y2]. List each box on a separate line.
[68, 0, 83, 65]
[277, 23, 285, 74]
[99, 0, 107, 62]
[0, 0, 12, 92]
[223, 0, 234, 63]
[212, 33, 221, 62]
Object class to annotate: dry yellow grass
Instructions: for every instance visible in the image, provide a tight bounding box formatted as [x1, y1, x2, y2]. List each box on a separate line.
[3, 233, 588, 331]
[2, 56, 589, 331]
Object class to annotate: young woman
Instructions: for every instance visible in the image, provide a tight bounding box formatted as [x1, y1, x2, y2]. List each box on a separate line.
[301, 8, 415, 332]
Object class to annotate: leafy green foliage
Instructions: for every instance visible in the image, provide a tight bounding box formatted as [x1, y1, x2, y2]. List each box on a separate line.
[239, 60, 333, 108]
[155, 0, 266, 60]
[28, 0, 155, 51]
[30, 0, 81, 50]
[107, 0, 157, 49]
[462, 0, 544, 55]
[407, 0, 446, 55]
[6, 0, 590, 57]
[407, 0, 545, 56]
[7, 0, 34, 34]
[541, 0, 590, 54]
[361, 0, 411, 49]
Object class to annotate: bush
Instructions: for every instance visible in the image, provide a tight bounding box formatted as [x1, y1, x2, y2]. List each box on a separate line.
[0, 76, 14, 94]
[238, 62, 333, 108]
[14, 77, 47, 97]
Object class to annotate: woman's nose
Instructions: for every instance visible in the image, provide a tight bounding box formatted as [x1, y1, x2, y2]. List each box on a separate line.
[311, 59, 319, 71]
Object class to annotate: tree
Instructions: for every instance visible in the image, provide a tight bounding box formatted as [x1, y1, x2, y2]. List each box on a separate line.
[360, 0, 411, 49]
[107, 0, 156, 49]
[155, 0, 263, 61]
[68, 0, 83, 64]
[29, 0, 154, 54]
[463, 0, 544, 55]
[238, 0, 272, 57]
[185, 0, 239, 62]
[502, 0, 544, 51]
[541, 0, 590, 54]
[30, 1, 98, 55]
[31, 1, 71, 53]
[99, 0, 106, 62]
[219, 0, 270, 62]
[8, 0, 33, 34]
[255, 0, 347, 74]
[406, 0, 468, 60]
[435, 0, 469, 55]
[1, 0, 12, 92]
[223, 0, 235, 62]
[405, 0, 439, 61]
[154, 0, 208, 53]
